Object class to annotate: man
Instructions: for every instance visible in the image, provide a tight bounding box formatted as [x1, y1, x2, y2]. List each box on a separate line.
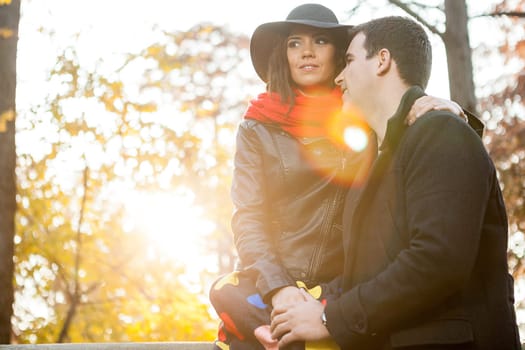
[270, 16, 521, 350]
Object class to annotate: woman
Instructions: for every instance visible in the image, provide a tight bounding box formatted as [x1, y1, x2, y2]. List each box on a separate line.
[209, 4, 479, 350]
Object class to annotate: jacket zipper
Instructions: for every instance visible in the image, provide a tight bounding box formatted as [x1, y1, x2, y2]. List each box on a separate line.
[306, 151, 347, 283]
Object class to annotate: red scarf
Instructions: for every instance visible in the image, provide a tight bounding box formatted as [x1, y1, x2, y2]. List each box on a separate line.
[244, 88, 343, 138]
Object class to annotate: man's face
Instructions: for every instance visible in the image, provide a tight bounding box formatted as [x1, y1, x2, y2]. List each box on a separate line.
[335, 32, 377, 114]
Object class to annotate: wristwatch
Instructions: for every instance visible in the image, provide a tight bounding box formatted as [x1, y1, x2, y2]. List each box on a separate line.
[321, 311, 328, 327]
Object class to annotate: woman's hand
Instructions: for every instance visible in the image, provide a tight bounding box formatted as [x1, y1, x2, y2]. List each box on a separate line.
[407, 95, 467, 125]
[271, 286, 306, 309]
[254, 325, 279, 350]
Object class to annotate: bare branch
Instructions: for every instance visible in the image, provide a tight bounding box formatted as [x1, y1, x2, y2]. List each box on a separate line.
[388, 0, 444, 39]
[408, 0, 444, 12]
[472, 11, 525, 19]
[340, 0, 369, 21]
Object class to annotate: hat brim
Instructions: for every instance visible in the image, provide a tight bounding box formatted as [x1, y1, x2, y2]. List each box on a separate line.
[250, 20, 353, 82]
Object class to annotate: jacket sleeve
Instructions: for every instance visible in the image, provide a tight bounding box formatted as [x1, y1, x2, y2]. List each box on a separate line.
[231, 122, 295, 300]
[325, 113, 499, 347]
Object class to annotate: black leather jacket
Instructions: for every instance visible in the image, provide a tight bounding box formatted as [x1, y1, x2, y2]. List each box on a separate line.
[231, 119, 374, 300]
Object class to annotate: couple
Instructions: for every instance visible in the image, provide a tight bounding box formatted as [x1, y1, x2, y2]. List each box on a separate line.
[210, 3, 520, 350]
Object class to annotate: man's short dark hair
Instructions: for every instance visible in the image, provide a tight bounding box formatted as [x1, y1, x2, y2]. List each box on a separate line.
[350, 16, 432, 89]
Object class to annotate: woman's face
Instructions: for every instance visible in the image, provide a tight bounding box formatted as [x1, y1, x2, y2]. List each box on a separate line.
[286, 25, 338, 95]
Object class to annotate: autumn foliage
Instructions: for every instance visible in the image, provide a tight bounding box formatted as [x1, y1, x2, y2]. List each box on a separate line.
[12, 24, 254, 343]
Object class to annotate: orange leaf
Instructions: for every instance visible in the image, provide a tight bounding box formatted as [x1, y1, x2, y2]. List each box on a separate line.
[516, 40, 525, 59]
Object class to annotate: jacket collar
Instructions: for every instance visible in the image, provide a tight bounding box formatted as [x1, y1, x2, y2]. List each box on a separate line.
[379, 86, 426, 153]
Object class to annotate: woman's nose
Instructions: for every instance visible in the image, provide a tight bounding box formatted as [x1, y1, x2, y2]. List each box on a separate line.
[335, 69, 344, 86]
[301, 41, 315, 58]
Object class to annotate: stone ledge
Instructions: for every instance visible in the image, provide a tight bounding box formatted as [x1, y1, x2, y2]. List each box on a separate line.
[0, 342, 213, 350]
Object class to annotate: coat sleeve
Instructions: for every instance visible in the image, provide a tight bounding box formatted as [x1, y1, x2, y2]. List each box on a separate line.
[325, 112, 499, 347]
[231, 122, 295, 301]
[464, 108, 484, 138]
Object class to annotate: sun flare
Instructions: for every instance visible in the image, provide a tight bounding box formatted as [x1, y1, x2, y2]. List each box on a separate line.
[121, 189, 216, 277]
[343, 126, 369, 152]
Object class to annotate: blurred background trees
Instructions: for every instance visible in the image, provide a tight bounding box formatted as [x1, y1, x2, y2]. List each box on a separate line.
[474, 0, 525, 316]
[0, 0, 523, 344]
[10, 23, 257, 342]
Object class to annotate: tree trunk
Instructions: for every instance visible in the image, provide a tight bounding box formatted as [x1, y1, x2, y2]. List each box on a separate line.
[443, 0, 478, 113]
[0, 0, 21, 344]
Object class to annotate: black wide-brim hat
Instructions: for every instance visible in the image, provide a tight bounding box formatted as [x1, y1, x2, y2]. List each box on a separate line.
[250, 3, 352, 82]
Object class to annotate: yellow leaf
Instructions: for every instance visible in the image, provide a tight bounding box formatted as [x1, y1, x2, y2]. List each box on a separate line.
[147, 46, 161, 56]
[0, 109, 15, 133]
[0, 27, 14, 39]
[138, 103, 157, 113]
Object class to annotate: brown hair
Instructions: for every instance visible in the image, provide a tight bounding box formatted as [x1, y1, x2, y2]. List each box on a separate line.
[350, 16, 432, 89]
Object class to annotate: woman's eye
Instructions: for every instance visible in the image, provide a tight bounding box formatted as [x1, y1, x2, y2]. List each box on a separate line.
[315, 37, 330, 45]
[287, 40, 300, 48]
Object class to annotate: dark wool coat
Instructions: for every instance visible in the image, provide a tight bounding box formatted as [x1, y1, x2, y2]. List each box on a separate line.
[325, 87, 521, 350]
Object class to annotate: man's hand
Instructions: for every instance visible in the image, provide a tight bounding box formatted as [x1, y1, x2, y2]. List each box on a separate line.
[407, 96, 466, 125]
[270, 289, 330, 347]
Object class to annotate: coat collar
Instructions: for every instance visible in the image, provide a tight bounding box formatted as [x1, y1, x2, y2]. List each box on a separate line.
[379, 86, 426, 153]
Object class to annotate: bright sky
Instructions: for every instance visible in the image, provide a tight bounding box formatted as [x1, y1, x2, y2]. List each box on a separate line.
[17, 0, 502, 103]
[17, 0, 474, 99]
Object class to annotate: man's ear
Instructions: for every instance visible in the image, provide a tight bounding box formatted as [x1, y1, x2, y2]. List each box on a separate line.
[377, 48, 392, 75]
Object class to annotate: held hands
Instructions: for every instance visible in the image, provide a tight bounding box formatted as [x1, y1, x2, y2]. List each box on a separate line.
[246, 286, 308, 350]
[270, 289, 330, 347]
[406, 96, 467, 125]
[252, 286, 305, 350]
